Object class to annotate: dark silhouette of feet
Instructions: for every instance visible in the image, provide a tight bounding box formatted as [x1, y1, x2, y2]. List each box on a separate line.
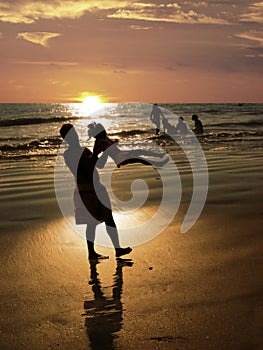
[115, 247, 132, 258]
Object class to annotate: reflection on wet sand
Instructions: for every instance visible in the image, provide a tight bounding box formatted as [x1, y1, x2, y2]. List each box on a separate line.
[83, 258, 133, 350]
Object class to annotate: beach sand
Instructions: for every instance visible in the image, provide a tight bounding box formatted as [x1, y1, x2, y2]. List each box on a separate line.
[0, 150, 263, 349]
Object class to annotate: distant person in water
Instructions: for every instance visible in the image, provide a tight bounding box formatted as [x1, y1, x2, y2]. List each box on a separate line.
[150, 103, 164, 135]
[60, 123, 132, 260]
[162, 116, 188, 135]
[192, 114, 204, 134]
[87, 122, 168, 168]
[174, 117, 188, 135]
[162, 116, 174, 134]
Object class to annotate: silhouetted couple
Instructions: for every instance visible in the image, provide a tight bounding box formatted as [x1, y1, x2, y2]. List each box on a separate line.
[60, 123, 171, 260]
[60, 124, 132, 260]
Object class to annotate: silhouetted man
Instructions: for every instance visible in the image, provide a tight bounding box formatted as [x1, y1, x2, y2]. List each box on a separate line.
[192, 114, 204, 134]
[150, 103, 164, 135]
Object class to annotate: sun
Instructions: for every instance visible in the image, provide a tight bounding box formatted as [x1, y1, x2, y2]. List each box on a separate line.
[82, 96, 102, 113]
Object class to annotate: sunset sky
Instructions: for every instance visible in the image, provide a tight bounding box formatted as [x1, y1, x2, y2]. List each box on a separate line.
[0, 0, 262, 103]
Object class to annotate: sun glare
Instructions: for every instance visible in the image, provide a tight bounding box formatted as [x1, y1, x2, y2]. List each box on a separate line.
[82, 96, 102, 113]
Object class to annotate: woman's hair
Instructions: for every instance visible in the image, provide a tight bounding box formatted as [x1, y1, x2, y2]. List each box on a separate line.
[87, 122, 107, 139]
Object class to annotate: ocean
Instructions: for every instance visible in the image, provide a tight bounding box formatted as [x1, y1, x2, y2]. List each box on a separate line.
[1, 102, 262, 238]
[0, 103, 262, 169]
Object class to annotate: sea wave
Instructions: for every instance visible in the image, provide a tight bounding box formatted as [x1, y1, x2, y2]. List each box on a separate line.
[111, 129, 150, 137]
[1, 128, 262, 162]
[202, 130, 263, 138]
[1, 129, 262, 152]
[0, 116, 78, 127]
[0, 136, 62, 151]
[0, 136, 32, 142]
[206, 120, 263, 128]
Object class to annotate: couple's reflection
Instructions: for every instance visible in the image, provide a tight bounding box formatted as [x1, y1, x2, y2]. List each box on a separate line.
[83, 258, 133, 350]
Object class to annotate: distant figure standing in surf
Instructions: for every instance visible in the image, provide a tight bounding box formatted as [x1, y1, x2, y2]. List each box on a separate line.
[150, 103, 164, 135]
[192, 114, 204, 134]
[87, 122, 168, 168]
[60, 123, 132, 260]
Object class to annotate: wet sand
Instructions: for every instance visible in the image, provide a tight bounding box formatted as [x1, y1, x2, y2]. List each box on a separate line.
[0, 150, 263, 349]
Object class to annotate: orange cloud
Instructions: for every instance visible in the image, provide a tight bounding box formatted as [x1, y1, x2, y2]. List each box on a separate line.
[183, 1, 208, 7]
[0, 0, 129, 24]
[13, 59, 79, 66]
[129, 25, 152, 30]
[107, 2, 230, 24]
[240, 2, 263, 23]
[133, 2, 180, 9]
[0, 1, 232, 25]
[16, 32, 61, 47]
[236, 30, 263, 46]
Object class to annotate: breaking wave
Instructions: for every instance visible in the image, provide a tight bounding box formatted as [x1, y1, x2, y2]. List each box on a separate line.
[0, 116, 78, 127]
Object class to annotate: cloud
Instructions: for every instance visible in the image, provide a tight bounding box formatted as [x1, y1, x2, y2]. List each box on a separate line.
[129, 24, 152, 30]
[239, 1, 263, 23]
[101, 61, 128, 72]
[235, 30, 263, 46]
[0, 0, 129, 24]
[182, 2, 208, 8]
[245, 53, 263, 58]
[113, 69, 127, 74]
[133, 2, 180, 9]
[165, 65, 177, 71]
[48, 79, 69, 87]
[12, 59, 79, 66]
[107, 2, 230, 24]
[16, 32, 61, 47]
[0, 1, 232, 25]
